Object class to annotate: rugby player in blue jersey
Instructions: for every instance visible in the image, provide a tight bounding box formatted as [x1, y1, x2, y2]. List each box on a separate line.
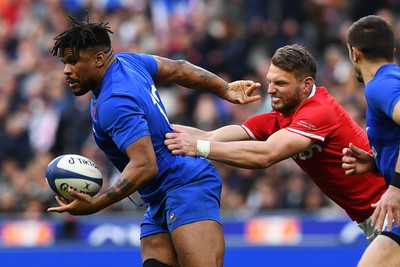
[343, 15, 400, 266]
[47, 14, 261, 267]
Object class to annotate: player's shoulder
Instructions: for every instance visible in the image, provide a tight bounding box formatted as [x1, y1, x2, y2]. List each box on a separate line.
[301, 87, 335, 112]
[116, 52, 154, 63]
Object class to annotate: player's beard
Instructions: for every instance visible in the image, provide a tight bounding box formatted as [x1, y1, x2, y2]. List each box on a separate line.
[271, 86, 303, 115]
[73, 79, 98, 96]
[354, 66, 364, 83]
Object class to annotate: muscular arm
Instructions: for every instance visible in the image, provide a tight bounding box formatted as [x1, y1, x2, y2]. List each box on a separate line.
[94, 136, 158, 210]
[172, 124, 251, 142]
[153, 56, 261, 104]
[166, 127, 314, 169]
[207, 129, 313, 169]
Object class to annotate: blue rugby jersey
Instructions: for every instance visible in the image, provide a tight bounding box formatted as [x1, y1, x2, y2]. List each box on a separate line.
[90, 53, 212, 203]
[365, 64, 400, 185]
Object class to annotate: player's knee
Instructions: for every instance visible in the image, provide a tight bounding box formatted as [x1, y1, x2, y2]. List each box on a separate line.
[143, 258, 176, 267]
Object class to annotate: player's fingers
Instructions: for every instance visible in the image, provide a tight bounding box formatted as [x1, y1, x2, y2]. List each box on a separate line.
[386, 211, 393, 232]
[378, 209, 388, 232]
[171, 125, 188, 133]
[344, 169, 355, 176]
[349, 143, 362, 155]
[54, 195, 68, 206]
[47, 207, 65, 213]
[341, 160, 355, 169]
[342, 148, 354, 157]
[166, 143, 184, 154]
[67, 188, 88, 200]
[164, 136, 184, 147]
[164, 138, 176, 147]
[371, 203, 380, 227]
[243, 95, 261, 104]
[245, 82, 261, 92]
[165, 132, 177, 139]
[394, 210, 400, 228]
[170, 148, 185, 155]
[47, 200, 68, 213]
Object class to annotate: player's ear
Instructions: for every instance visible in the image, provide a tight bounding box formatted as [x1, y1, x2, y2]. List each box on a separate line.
[303, 77, 314, 92]
[94, 51, 106, 68]
[350, 46, 361, 63]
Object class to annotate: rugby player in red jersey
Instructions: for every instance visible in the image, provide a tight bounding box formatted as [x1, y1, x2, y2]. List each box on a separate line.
[165, 44, 387, 242]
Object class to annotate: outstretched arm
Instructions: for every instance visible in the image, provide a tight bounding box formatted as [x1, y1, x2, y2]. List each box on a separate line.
[153, 56, 261, 104]
[165, 128, 313, 169]
[171, 124, 250, 142]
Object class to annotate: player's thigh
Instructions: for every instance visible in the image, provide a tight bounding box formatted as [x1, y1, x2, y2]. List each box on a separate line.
[141, 232, 179, 267]
[171, 220, 225, 267]
[358, 235, 400, 267]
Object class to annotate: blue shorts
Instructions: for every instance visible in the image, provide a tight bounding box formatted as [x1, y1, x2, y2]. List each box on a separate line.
[140, 166, 222, 239]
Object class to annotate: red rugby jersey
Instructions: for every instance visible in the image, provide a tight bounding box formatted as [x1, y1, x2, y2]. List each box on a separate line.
[242, 86, 387, 223]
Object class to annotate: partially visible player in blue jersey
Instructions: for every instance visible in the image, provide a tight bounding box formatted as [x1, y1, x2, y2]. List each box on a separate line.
[47, 14, 261, 267]
[343, 15, 400, 266]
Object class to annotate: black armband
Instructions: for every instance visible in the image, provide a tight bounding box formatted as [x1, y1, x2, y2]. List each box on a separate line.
[390, 172, 400, 189]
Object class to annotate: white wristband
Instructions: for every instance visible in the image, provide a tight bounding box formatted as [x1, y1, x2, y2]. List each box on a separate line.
[196, 140, 210, 158]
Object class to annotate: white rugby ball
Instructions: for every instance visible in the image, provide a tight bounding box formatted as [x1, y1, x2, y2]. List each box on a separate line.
[45, 154, 103, 200]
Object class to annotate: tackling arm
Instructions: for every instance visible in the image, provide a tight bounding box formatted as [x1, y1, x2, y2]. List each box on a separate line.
[171, 124, 250, 142]
[165, 128, 313, 169]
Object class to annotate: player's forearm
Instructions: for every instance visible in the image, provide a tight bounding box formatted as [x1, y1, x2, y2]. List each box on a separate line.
[93, 162, 157, 210]
[206, 140, 276, 169]
[175, 124, 248, 142]
[208, 125, 250, 142]
[165, 59, 229, 98]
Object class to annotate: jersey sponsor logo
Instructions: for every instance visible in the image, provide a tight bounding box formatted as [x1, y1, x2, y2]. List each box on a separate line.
[297, 120, 316, 130]
[292, 144, 322, 160]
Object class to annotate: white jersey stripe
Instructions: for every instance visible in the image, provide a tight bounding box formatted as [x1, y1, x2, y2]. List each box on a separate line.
[241, 125, 260, 140]
[286, 127, 325, 141]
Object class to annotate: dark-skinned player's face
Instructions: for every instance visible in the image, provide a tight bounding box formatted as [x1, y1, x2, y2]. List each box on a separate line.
[60, 48, 100, 96]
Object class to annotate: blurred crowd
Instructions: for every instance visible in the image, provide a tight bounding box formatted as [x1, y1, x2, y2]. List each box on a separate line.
[0, 0, 399, 222]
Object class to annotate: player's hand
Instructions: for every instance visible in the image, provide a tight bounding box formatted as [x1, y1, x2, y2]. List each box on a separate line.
[342, 142, 375, 175]
[371, 186, 400, 232]
[223, 80, 262, 104]
[165, 127, 198, 156]
[47, 188, 98, 215]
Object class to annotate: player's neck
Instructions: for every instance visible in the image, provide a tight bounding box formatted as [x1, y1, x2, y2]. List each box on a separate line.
[361, 60, 393, 85]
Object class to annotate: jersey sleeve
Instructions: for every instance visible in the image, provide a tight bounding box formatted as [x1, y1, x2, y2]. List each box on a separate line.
[138, 54, 158, 79]
[242, 113, 279, 141]
[287, 101, 337, 142]
[97, 95, 150, 152]
[367, 78, 400, 118]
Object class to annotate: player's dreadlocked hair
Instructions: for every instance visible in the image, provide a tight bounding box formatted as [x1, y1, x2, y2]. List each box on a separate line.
[51, 12, 113, 58]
